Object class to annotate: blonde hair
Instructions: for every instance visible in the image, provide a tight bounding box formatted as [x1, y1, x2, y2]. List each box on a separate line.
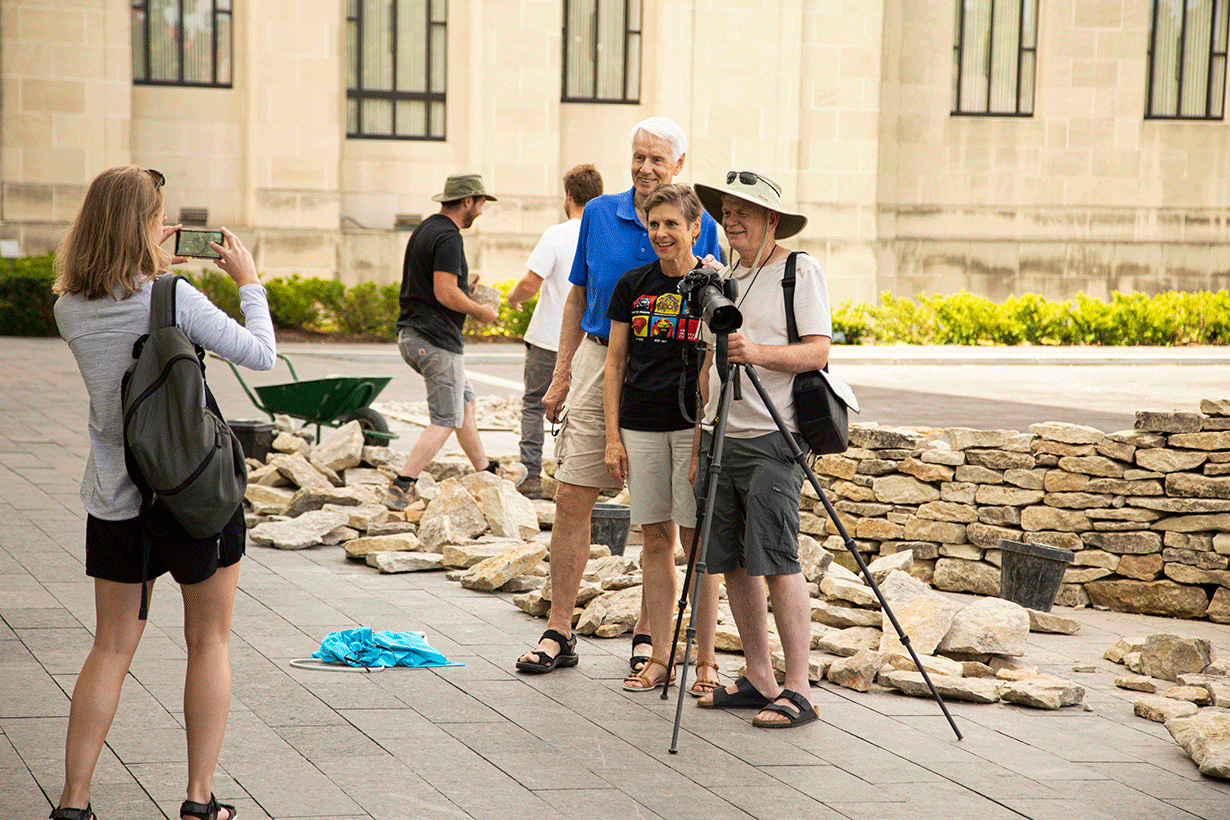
[54, 166, 167, 300]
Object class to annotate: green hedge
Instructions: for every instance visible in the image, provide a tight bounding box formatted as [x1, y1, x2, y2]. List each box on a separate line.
[7, 254, 1228, 346]
[0, 253, 58, 337]
[832, 289, 1230, 345]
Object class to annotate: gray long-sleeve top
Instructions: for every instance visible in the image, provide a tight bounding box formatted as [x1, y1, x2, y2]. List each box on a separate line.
[55, 275, 277, 521]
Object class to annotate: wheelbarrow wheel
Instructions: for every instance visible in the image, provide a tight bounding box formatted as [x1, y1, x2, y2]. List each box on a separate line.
[338, 407, 390, 446]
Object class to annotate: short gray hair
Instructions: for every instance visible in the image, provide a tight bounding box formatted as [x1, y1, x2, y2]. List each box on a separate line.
[630, 117, 687, 162]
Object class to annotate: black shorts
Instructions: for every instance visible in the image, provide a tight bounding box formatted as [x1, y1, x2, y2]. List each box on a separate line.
[85, 503, 245, 585]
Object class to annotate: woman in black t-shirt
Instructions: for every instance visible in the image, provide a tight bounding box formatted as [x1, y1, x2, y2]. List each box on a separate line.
[604, 184, 722, 695]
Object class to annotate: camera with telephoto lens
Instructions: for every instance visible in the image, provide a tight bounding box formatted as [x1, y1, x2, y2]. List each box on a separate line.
[677, 269, 741, 333]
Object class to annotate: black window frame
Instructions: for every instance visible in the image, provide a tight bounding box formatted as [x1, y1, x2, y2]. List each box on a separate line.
[951, 0, 1037, 117]
[347, 0, 448, 141]
[561, 0, 642, 104]
[132, 0, 233, 88]
[1145, 0, 1229, 120]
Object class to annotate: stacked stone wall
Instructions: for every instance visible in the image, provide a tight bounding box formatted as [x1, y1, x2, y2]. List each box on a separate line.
[804, 399, 1230, 623]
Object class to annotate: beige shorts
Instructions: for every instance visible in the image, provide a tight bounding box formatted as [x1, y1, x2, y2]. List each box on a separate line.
[554, 335, 619, 489]
[621, 427, 698, 527]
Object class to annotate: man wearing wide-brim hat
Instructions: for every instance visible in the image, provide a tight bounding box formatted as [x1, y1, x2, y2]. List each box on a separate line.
[383, 174, 504, 511]
[690, 171, 831, 729]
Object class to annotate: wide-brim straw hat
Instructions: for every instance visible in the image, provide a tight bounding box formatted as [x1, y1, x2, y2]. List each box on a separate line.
[694, 171, 806, 239]
[431, 173, 497, 202]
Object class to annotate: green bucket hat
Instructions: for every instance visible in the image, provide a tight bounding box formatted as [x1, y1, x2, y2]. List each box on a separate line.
[431, 173, 497, 202]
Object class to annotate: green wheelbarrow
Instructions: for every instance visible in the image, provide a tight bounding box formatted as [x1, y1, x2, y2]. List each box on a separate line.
[218, 353, 396, 445]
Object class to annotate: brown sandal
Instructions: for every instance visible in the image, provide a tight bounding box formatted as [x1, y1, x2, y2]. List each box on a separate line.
[622, 657, 676, 691]
[689, 660, 722, 697]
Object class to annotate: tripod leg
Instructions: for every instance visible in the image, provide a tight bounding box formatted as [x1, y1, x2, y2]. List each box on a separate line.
[668, 365, 736, 753]
[738, 364, 963, 741]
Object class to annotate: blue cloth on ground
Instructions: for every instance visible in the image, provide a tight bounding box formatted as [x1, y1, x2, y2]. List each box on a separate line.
[312, 628, 461, 668]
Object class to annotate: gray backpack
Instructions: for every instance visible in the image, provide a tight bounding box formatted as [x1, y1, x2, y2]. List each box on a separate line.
[121, 276, 246, 543]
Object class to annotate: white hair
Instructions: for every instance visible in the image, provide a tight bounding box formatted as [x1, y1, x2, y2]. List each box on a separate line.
[630, 117, 687, 162]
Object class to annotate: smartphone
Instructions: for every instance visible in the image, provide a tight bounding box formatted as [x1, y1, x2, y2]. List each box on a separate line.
[175, 228, 224, 259]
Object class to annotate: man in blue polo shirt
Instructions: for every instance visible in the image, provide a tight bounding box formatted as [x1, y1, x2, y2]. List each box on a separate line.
[516, 117, 722, 674]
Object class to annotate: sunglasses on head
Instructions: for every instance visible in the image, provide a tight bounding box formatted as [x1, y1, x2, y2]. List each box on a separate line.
[726, 171, 780, 196]
[147, 169, 165, 190]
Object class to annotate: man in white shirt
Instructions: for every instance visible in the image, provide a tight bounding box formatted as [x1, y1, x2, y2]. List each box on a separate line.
[507, 164, 603, 498]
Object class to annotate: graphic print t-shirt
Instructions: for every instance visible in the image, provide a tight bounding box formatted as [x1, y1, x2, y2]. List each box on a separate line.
[606, 260, 703, 432]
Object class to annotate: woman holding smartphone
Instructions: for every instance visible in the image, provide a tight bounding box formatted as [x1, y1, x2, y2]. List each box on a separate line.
[603, 183, 723, 695]
[51, 166, 276, 820]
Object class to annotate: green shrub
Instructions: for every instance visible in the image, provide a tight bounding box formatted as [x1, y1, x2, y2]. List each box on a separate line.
[265, 274, 328, 329]
[0, 253, 58, 336]
[831, 300, 871, 344]
[328, 281, 400, 338]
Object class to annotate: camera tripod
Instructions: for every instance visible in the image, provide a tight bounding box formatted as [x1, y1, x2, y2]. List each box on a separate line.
[661, 334, 963, 752]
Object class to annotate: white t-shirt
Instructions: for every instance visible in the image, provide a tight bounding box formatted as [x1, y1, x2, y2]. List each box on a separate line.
[703, 252, 832, 438]
[522, 218, 581, 352]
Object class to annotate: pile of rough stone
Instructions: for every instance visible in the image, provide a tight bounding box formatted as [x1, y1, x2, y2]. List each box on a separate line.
[1106, 634, 1230, 779]
[805, 399, 1230, 623]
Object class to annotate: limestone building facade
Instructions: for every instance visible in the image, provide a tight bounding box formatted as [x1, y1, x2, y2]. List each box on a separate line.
[2, 1, 1227, 304]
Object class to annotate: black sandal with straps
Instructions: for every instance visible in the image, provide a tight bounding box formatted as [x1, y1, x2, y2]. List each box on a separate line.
[515, 628, 579, 674]
[50, 806, 95, 820]
[180, 794, 237, 820]
[629, 632, 653, 673]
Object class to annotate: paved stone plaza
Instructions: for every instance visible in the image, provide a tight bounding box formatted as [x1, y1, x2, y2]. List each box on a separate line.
[3, 337, 1230, 819]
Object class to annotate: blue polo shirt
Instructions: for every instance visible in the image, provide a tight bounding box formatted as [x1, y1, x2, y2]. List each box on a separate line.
[569, 188, 723, 338]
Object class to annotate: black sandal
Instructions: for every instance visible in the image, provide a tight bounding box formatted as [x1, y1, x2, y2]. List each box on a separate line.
[180, 794, 237, 820]
[515, 629, 579, 674]
[50, 806, 95, 820]
[752, 689, 818, 728]
[630, 632, 653, 673]
[697, 675, 775, 710]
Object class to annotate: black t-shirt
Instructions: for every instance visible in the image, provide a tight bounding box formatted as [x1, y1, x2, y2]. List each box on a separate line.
[606, 259, 703, 432]
[397, 213, 469, 353]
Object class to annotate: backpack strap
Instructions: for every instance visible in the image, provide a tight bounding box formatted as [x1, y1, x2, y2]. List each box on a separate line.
[150, 275, 180, 331]
[782, 252, 801, 344]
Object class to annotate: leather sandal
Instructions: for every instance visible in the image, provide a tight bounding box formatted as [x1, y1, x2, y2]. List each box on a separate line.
[180, 794, 237, 820]
[515, 629, 579, 674]
[622, 657, 676, 692]
[697, 675, 775, 710]
[689, 660, 722, 697]
[752, 689, 818, 729]
[629, 632, 653, 673]
[50, 806, 95, 820]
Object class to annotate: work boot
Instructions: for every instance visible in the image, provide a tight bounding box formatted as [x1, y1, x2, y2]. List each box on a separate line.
[382, 477, 417, 511]
[518, 475, 542, 499]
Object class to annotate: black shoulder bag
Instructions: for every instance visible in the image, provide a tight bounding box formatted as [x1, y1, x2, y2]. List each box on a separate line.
[783, 252, 850, 455]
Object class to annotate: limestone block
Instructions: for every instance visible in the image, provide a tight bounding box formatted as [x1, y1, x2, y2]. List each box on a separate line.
[955, 465, 1004, 484]
[797, 534, 834, 583]
[811, 601, 883, 628]
[1096, 439, 1136, 463]
[1109, 429, 1167, 448]
[360, 445, 400, 468]
[1004, 468, 1047, 490]
[872, 475, 939, 504]
[966, 522, 1022, 549]
[1117, 553, 1163, 580]
[343, 533, 421, 558]
[980, 505, 1022, 526]
[367, 521, 417, 536]
[1170, 431, 1230, 450]
[820, 576, 878, 608]
[500, 576, 546, 593]
[320, 503, 388, 531]
[815, 626, 882, 657]
[272, 432, 311, 456]
[1164, 710, 1230, 780]
[941, 482, 977, 504]
[513, 589, 551, 617]
[1105, 636, 1146, 664]
[878, 569, 941, 604]
[1042, 491, 1113, 509]
[881, 669, 1000, 702]
[814, 454, 858, 479]
[898, 458, 953, 482]
[459, 542, 548, 592]
[1164, 563, 1230, 587]
[1166, 473, 1230, 500]
[344, 467, 389, 486]
[1064, 566, 1112, 584]
[575, 586, 642, 636]
[1209, 588, 1230, 624]
[856, 518, 903, 540]
[1083, 531, 1162, 555]
[850, 426, 926, 449]
[1134, 695, 1201, 722]
[1135, 411, 1202, 433]
[867, 550, 914, 581]
[1073, 550, 1119, 569]
[460, 469, 505, 498]
[878, 596, 963, 656]
[997, 677, 1085, 709]
[932, 558, 1000, 597]
[311, 421, 364, 473]
[938, 597, 1030, 656]
[246, 485, 294, 516]
[1020, 506, 1091, 532]
[945, 428, 1019, 450]
[1030, 422, 1105, 444]
[975, 485, 1044, 506]
[442, 540, 520, 569]
[1206, 681, 1230, 707]
[285, 485, 377, 518]
[904, 518, 967, 544]
[249, 509, 349, 550]
[1153, 513, 1230, 533]
[879, 650, 964, 679]
[1028, 610, 1081, 634]
[1201, 399, 1230, 416]
[418, 515, 462, 551]
[1116, 675, 1159, 693]
[1135, 449, 1209, 473]
[421, 478, 488, 539]
[271, 452, 334, 489]
[1086, 580, 1210, 618]
[939, 543, 984, 561]
[1044, 470, 1090, 492]
[366, 551, 444, 573]
[1130, 497, 1230, 513]
[1165, 685, 1212, 705]
[1138, 633, 1216, 681]
[768, 651, 829, 684]
[477, 481, 540, 540]
[1057, 455, 1125, 478]
[826, 649, 881, 692]
[965, 450, 1035, 471]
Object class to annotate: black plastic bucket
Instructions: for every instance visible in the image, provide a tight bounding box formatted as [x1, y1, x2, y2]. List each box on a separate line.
[591, 502, 631, 556]
[228, 419, 276, 462]
[997, 538, 1075, 611]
